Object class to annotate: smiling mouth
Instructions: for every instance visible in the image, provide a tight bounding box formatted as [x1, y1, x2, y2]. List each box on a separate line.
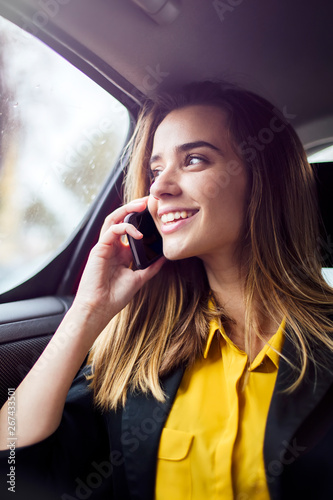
[160, 210, 197, 223]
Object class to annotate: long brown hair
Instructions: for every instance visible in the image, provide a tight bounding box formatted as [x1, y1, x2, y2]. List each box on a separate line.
[88, 81, 333, 410]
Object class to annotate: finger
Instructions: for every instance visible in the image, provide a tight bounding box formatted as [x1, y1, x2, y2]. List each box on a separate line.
[100, 222, 143, 246]
[135, 256, 167, 282]
[100, 198, 148, 236]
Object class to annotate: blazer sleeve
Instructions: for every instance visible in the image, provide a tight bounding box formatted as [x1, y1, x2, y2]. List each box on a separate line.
[0, 366, 113, 500]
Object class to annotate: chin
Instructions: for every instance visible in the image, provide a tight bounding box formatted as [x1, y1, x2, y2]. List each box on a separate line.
[162, 245, 195, 261]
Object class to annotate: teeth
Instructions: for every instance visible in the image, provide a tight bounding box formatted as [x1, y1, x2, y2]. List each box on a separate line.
[161, 211, 194, 223]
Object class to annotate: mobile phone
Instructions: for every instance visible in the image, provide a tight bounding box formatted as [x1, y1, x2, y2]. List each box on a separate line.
[124, 208, 163, 269]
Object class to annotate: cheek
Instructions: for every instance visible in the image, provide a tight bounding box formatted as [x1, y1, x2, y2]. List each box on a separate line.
[199, 170, 237, 200]
[197, 161, 248, 205]
[147, 196, 158, 221]
[204, 173, 248, 227]
[199, 185, 247, 214]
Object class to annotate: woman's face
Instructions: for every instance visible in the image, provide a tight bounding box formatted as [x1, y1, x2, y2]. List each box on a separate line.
[148, 105, 249, 267]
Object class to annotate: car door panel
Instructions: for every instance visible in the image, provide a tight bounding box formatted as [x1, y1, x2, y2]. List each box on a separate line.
[0, 296, 73, 408]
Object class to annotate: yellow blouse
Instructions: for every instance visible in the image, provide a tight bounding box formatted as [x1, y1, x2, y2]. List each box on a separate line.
[155, 317, 285, 500]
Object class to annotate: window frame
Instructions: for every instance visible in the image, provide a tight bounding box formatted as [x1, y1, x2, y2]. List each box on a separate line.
[0, 6, 141, 303]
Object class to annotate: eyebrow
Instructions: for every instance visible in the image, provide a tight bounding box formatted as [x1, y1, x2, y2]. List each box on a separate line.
[149, 140, 225, 166]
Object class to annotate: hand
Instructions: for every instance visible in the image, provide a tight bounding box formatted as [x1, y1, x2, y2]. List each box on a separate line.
[72, 197, 166, 333]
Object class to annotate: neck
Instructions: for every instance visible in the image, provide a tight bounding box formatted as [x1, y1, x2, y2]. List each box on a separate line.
[203, 255, 279, 358]
[203, 253, 246, 318]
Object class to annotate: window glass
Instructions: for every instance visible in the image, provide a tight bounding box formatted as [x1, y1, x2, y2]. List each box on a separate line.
[0, 16, 130, 294]
[307, 148, 333, 284]
[308, 144, 333, 163]
[322, 268, 333, 287]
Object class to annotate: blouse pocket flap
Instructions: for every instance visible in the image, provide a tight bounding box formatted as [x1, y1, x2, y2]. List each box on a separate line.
[158, 428, 194, 461]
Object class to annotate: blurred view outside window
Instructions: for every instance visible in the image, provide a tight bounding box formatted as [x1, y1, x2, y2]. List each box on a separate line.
[0, 16, 130, 294]
[308, 145, 333, 163]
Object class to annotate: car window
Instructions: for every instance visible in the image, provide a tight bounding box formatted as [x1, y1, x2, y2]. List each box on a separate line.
[0, 16, 130, 294]
[306, 149, 333, 286]
[308, 145, 333, 163]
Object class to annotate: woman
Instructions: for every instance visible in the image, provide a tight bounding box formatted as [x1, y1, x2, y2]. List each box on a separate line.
[0, 81, 333, 500]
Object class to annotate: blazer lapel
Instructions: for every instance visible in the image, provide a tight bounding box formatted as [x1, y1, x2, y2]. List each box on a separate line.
[264, 335, 333, 498]
[121, 366, 184, 500]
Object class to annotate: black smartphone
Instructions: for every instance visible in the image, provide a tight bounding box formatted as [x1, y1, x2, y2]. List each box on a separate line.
[124, 208, 163, 269]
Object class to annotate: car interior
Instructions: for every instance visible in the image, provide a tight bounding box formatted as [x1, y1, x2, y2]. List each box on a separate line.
[0, 0, 333, 409]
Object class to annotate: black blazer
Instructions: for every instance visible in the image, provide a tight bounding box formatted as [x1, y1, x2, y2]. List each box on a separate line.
[1, 337, 333, 500]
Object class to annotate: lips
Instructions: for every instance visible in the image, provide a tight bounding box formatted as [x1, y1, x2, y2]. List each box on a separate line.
[157, 208, 199, 235]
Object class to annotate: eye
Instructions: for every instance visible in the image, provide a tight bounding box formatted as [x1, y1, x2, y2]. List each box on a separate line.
[186, 154, 207, 166]
[149, 168, 161, 183]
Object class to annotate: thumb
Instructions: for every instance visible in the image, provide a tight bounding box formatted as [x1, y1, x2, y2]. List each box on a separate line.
[135, 256, 167, 285]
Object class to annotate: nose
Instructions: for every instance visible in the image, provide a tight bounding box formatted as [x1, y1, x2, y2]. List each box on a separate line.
[149, 166, 182, 199]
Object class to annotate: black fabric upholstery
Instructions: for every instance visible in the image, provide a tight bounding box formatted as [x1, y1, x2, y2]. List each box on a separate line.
[314, 161, 333, 266]
[0, 335, 52, 408]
